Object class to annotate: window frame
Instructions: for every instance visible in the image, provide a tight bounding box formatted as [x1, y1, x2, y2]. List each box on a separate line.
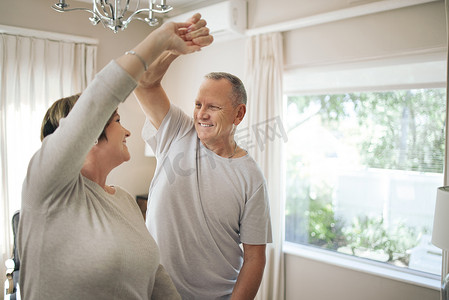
[282, 53, 446, 289]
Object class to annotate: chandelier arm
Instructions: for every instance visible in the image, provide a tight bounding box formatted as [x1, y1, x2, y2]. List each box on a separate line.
[52, 5, 103, 17]
[126, 7, 171, 18]
[125, 0, 131, 14]
[90, 2, 108, 23]
[126, 8, 149, 21]
[132, 16, 148, 22]
[148, 0, 154, 19]
[98, 0, 114, 18]
[125, 8, 158, 26]
[93, 17, 110, 29]
[113, 0, 131, 22]
[51, 4, 109, 29]
[129, 16, 159, 24]
[156, 0, 171, 11]
[151, 8, 173, 13]
[114, 0, 119, 22]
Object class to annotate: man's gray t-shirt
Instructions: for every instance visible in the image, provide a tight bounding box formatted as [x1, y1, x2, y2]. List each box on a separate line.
[143, 105, 272, 299]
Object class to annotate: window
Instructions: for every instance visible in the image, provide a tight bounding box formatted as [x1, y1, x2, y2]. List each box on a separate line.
[283, 54, 447, 285]
[284, 88, 445, 276]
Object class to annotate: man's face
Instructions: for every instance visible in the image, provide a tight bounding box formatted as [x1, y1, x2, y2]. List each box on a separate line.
[193, 78, 239, 147]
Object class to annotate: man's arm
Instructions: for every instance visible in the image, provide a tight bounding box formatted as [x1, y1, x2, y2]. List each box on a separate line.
[231, 244, 267, 300]
[134, 51, 178, 129]
[134, 13, 213, 129]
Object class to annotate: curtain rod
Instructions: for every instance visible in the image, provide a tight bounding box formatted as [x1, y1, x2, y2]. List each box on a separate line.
[0, 24, 98, 45]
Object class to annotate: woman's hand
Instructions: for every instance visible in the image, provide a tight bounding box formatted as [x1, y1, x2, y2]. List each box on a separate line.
[159, 13, 214, 55]
[182, 13, 214, 48]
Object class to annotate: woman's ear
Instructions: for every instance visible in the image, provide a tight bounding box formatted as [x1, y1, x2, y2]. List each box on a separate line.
[234, 104, 246, 126]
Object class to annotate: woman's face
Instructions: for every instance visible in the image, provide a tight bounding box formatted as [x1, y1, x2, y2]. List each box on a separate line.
[99, 112, 131, 164]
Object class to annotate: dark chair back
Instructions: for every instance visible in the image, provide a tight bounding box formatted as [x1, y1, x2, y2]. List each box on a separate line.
[5, 210, 20, 300]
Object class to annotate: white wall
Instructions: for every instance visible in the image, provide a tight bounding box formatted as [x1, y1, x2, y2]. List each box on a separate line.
[283, 1, 446, 69]
[0, 0, 445, 299]
[285, 254, 439, 300]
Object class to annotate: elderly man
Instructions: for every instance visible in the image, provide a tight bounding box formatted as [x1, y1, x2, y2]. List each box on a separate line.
[135, 14, 272, 300]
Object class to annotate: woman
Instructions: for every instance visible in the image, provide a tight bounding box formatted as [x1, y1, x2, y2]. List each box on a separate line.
[17, 15, 213, 300]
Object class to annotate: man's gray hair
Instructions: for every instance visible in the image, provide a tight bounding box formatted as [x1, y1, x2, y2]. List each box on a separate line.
[204, 72, 247, 106]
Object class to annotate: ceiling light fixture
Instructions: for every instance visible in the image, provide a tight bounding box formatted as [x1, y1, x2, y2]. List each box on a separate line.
[52, 0, 173, 33]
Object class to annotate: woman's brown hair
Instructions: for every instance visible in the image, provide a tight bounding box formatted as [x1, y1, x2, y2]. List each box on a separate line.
[40, 93, 114, 142]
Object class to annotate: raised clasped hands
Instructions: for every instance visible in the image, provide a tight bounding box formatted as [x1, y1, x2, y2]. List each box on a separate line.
[138, 13, 213, 88]
[179, 13, 214, 51]
[159, 13, 214, 56]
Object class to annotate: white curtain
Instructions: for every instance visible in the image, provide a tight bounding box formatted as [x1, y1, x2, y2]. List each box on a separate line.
[244, 32, 285, 300]
[0, 30, 97, 280]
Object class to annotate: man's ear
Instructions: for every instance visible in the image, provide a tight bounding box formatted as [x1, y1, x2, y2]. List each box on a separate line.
[234, 104, 246, 126]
